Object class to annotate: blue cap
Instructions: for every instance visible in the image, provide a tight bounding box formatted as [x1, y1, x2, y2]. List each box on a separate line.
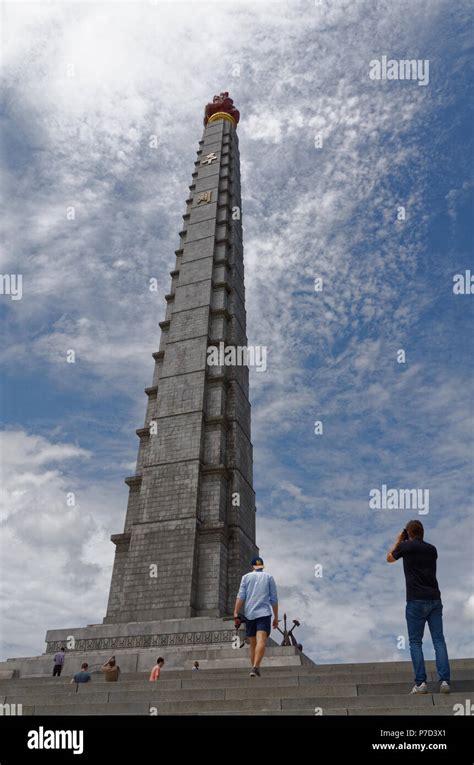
[251, 557, 264, 568]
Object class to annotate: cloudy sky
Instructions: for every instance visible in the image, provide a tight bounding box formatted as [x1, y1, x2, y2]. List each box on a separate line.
[1, 0, 473, 665]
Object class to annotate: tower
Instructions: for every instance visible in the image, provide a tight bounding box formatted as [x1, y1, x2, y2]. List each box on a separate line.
[104, 92, 258, 624]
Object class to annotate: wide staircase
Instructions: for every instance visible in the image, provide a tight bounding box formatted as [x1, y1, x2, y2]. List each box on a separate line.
[1, 648, 473, 715]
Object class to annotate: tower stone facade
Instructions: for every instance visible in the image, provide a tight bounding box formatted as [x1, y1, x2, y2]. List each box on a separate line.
[104, 94, 258, 625]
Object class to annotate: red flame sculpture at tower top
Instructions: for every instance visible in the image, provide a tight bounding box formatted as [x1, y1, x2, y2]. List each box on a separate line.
[204, 92, 240, 127]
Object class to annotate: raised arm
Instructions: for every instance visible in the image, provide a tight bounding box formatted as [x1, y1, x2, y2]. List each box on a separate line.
[387, 531, 405, 563]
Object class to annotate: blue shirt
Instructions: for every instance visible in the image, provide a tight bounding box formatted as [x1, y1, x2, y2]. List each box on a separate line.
[237, 570, 278, 620]
[73, 671, 91, 683]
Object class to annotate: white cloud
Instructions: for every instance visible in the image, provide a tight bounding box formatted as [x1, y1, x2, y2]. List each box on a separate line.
[244, 114, 283, 143]
[464, 595, 474, 621]
[0, 429, 119, 659]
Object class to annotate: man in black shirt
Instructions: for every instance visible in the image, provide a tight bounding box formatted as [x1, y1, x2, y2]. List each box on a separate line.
[387, 520, 451, 694]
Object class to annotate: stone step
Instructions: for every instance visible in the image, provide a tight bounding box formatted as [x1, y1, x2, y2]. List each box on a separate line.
[215, 680, 474, 701]
[175, 669, 474, 687]
[0, 671, 16, 680]
[2, 684, 353, 705]
[3, 657, 472, 684]
[201, 709, 350, 716]
[347, 706, 466, 716]
[26, 705, 465, 717]
[30, 705, 336, 716]
[357, 679, 474, 695]
[26, 692, 469, 716]
[182, 656, 303, 670]
[2, 668, 473, 695]
[32, 703, 150, 716]
[175, 657, 474, 674]
[163, 706, 462, 716]
[307, 658, 474, 672]
[5, 680, 472, 707]
[0, 678, 180, 694]
[3, 692, 111, 706]
[280, 692, 468, 712]
[0, 674, 407, 694]
[182, 645, 302, 658]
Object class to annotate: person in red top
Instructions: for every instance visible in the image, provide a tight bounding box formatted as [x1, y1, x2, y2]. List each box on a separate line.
[149, 657, 165, 681]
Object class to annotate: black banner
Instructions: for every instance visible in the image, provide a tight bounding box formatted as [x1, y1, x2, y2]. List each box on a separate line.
[0, 714, 472, 762]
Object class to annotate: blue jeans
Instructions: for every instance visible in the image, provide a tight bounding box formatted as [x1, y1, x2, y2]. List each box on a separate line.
[405, 599, 450, 684]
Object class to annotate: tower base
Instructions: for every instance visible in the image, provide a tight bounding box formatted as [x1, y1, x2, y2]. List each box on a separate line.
[0, 617, 312, 678]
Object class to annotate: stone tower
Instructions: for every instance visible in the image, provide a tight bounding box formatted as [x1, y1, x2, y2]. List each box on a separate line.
[104, 92, 258, 625]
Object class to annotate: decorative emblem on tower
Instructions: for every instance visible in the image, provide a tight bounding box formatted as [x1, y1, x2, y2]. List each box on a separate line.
[204, 91, 240, 127]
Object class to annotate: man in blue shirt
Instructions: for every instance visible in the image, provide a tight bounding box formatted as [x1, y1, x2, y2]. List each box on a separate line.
[234, 557, 278, 677]
[71, 662, 92, 684]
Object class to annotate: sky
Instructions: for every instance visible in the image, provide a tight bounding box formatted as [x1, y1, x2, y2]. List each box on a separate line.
[0, 0, 473, 666]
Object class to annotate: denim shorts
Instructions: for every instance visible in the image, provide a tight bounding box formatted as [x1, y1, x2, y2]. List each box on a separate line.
[245, 615, 272, 637]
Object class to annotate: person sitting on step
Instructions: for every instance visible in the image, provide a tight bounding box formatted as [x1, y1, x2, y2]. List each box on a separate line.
[71, 662, 91, 684]
[149, 656, 165, 681]
[101, 655, 120, 682]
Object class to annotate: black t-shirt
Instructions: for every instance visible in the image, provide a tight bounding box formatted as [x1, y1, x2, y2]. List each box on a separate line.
[392, 539, 441, 601]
